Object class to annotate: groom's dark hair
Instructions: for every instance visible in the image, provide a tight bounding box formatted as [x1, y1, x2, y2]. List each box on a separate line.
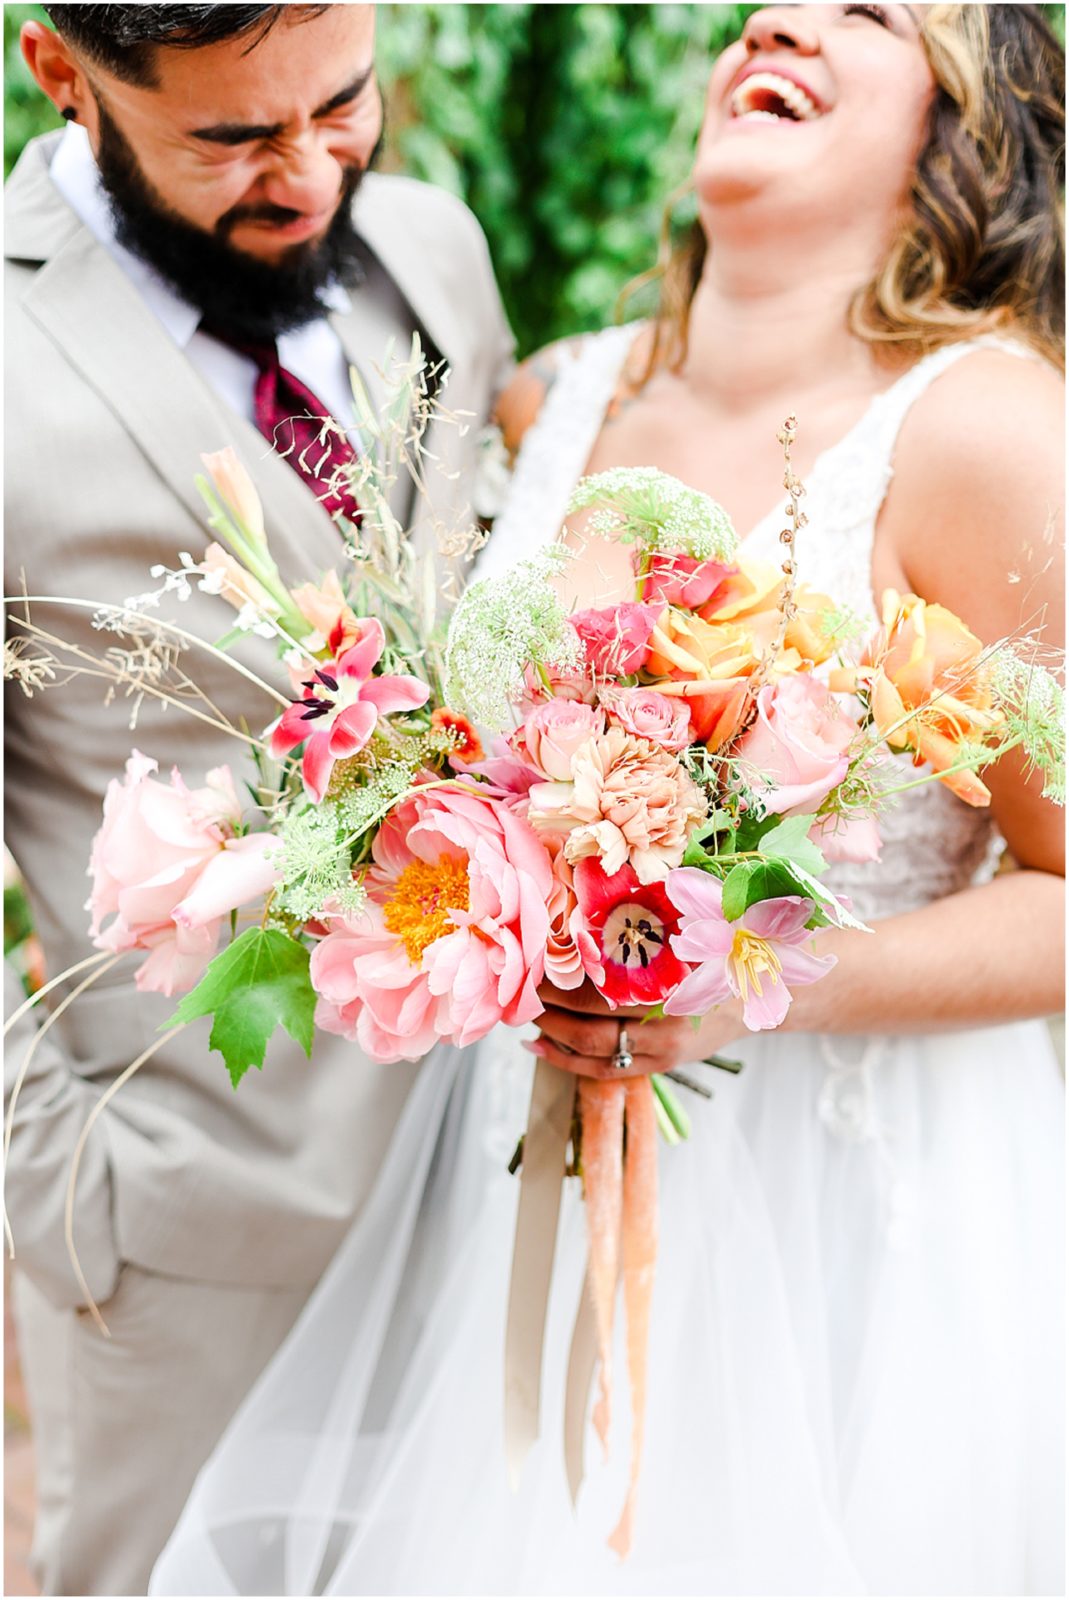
[44, 4, 331, 87]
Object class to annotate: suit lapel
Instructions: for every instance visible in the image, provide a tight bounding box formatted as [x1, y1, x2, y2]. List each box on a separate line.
[8, 140, 346, 588]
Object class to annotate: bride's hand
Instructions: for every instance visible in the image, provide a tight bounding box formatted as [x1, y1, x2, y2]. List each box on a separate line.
[527, 978, 745, 1079]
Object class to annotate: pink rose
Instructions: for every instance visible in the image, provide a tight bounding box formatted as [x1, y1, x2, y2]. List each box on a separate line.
[311, 784, 553, 1060]
[570, 602, 664, 677]
[809, 813, 882, 864]
[87, 751, 281, 996]
[601, 687, 692, 753]
[642, 554, 738, 612]
[543, 837, 603, 991]
[511, 701, 605, 782]
[733, 676, 856, 817]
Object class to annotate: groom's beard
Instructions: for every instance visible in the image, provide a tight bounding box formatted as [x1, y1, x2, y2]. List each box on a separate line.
[94, 97, 380, 341]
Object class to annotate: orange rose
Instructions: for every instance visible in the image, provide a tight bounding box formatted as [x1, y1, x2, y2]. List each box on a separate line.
[703, 558, 837, 670]
[643, 612, 761, 749]
[848, 590, 1002, 806]
[696, 556, 781, 624]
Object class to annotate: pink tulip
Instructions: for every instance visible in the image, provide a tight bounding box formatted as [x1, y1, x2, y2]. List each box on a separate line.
[271, 617, 430, 803]
[664, 869, 835, 1031]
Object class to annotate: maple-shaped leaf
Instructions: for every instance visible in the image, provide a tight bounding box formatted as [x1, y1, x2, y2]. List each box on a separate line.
[164, 927, 316, 1088]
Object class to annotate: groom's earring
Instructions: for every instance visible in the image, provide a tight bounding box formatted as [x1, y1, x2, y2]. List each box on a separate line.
[61, 107, 78, 122]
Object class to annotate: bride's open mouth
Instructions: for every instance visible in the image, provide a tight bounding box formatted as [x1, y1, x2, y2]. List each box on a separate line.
[729, 71, 826, 126]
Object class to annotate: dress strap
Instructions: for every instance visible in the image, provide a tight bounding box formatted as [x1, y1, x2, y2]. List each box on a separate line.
[477, 323, 639, 581]
[859, 334, 1039, 482]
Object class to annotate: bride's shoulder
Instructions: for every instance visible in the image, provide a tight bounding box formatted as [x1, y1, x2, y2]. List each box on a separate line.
[883, 338, 1063, 638]
[495, 322, 651, 461]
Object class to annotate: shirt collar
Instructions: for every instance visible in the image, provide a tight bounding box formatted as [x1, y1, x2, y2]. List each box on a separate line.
[48, 122, 352, 347]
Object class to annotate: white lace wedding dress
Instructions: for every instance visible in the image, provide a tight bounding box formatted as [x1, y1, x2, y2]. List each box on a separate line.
[151, 330, 1064, 1597]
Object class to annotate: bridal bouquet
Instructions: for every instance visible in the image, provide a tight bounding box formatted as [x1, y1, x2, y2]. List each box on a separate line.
[6, 375, 1062, 1556]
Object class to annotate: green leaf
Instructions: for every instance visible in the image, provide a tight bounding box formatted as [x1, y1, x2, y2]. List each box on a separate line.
[720, 862, 755, 921]
[163, 927, 316, 1088]
[682, 837, 718, 870]
[721, 859, 809, 921]
[755, 813, 828, 875]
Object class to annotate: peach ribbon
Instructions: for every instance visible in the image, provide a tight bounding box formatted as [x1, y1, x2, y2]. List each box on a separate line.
[504, 1061, 657, 1555]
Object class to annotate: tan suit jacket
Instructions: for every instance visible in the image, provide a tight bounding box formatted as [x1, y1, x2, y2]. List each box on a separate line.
[4, 132, 515, 1308]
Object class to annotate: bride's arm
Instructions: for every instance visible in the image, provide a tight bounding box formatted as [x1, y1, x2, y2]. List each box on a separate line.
[531, 350, 1064, 1077]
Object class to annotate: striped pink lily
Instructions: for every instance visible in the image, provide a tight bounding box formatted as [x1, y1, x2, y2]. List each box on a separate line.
[271, 618, 429, 802]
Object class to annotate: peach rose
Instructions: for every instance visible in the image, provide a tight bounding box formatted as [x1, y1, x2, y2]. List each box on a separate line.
[542, 836, 603, 991]
[528, 726, 707, 884]
[512, 700, 606, 782]
[601, 686, 693, 752]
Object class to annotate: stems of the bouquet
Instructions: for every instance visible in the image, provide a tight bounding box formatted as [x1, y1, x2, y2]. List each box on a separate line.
[64, 1024, 187, 1336]
[8, 597, 292, 708]
[3, 949, 115, 1039]
[650, 1074, 690, 1141]
[4, 953, 122, 1257]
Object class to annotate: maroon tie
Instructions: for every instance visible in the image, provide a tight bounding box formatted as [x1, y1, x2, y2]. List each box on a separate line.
[204, 327, 360, 524]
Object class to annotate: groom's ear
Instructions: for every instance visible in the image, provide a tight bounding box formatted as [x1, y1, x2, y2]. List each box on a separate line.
[21, 22, 89, 124]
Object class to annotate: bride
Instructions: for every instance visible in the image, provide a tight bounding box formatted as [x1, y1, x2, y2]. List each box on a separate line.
[152, 5, 1064, 1594]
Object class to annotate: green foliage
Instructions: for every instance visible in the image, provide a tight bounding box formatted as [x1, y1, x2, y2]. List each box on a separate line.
[165, 926, 317, 1088]
[377, 4, 755, 354]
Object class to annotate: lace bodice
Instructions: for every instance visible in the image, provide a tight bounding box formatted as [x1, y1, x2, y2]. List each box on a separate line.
[484, 326, 1038, 922]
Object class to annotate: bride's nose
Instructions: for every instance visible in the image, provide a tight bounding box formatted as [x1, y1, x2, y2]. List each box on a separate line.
[742, 6, 821, 55]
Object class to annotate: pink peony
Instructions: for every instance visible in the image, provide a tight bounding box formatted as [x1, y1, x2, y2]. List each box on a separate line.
[528, 726, 706, 884]
[733, 675, 856, 817]
[570, 602, 664, 677]
[310, 784, 553, 1061]
[87, 752, 281, 996]
[271, 617, 430, 803]
[601, 686, 693, 753]
[642, 554, 739, 612]
[664, 869, 835, 1030]
[572, 859, 690, 1009]
[511, 700, 605, 782]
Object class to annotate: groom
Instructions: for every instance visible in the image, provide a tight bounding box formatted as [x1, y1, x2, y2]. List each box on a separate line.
[3, 4, 512, 1592]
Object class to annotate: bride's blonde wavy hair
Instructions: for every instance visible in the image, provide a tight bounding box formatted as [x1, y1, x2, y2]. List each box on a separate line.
[624, 4, 1065, 379]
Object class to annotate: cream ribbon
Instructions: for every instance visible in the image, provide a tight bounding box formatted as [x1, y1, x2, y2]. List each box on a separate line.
[504, 1058, 601, 1505]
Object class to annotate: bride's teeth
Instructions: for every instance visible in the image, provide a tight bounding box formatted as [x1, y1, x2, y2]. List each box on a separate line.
[731, 71, 822, 122]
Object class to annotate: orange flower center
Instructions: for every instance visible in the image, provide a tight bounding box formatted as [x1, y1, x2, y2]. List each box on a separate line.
[383, 857, 470, 965]
[728, 928, 782, 1001]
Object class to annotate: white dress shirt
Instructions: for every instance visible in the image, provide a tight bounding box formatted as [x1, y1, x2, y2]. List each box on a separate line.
[49, 123, 399, 446]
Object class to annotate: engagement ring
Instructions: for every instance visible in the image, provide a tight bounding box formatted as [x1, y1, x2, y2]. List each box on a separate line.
[612, 1025, 633, 1072]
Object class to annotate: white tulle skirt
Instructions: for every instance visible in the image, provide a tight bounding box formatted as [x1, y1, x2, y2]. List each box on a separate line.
[150, 1016, 1064, 1597]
